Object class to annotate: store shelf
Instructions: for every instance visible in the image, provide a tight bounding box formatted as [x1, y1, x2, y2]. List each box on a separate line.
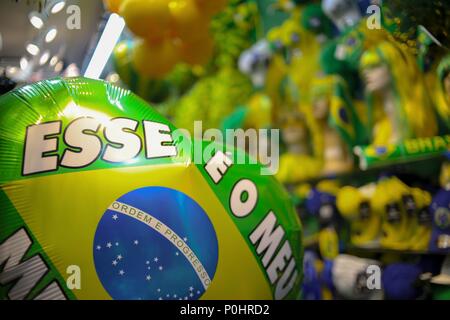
[347, 245, 449, 256]
[286, 154, 444, 188]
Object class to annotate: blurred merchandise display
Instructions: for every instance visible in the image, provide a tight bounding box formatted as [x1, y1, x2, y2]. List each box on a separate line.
[1, 0, 449, 301]
[104, 0, 450, 301]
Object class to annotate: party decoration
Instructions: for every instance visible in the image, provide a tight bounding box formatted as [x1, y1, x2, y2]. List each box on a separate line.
[112, 40, 197, 104]
[178, 32, 215, 67]
[169, 0, 210, 41]
[195, 0, 228, 17]
[360, 40, 437, 146]
[120, 0, 172, 43]
[277, 154, 322, 184]
[210, 0, 259, 69]
[300, 3, 334, 40]
[337, 179, 433, 250]
[371, 177, 413, 250]
[435, 55, 450, 130]
[318, 227, 339, 260]
[302, 250, 335, 300]
[239, 40, 273, 89]
[302, 251, 325, 300]
[319, 20, 390, 95]
[117, 0, 229, 79]
[305, 185, 339, 228]
[309, 75, 363, 175]
[266, 7, 326, 99]
[276, 110, 322, 184]
[132, 38, 179, 79]
[0, 77, 302, 300]
[354, 135, 450, 170]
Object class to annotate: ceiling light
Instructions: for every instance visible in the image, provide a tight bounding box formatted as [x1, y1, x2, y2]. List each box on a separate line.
[45, 27, 58, 43]
[84, 14, 125, 79]
[50, 55, 59, 67]
[48, 0, 66, 14]
[39, 51, 50, 65]
[28, 11, 45, 29]
[26, 43, 40, 56]
[20, 57, 28, 70]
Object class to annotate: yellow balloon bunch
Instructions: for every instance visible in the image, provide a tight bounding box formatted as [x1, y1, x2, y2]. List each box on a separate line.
[104, 0, 122, 13]
[105, 0, 228, 78]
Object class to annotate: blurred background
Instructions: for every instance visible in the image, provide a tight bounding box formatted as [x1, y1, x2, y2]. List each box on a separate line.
[1, 0, 450, 300]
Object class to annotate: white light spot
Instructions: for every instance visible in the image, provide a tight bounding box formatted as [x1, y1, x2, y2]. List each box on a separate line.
[45, 28, 58, 43]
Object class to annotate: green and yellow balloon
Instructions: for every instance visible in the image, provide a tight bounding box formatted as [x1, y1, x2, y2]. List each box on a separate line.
[0, 77, 302, 300]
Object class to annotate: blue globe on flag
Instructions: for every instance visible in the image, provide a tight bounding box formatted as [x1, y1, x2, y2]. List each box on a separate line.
[93, 186, 219, 300]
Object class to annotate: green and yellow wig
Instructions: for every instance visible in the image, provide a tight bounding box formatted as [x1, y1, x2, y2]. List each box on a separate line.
[436, 54, 450, 127]
[308, 75, 366, 157]
[360, 41, 437, 146]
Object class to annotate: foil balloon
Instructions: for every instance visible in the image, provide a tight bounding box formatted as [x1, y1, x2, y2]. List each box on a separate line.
[0, 77, 302, 300]
[132, 38, 179, 79]
[177, 31, 214, 67]
[117, 0, 223, 78]
[169, 0, 210, 41]
[112, 40, 169, 103]
[120, 0, 172, 43]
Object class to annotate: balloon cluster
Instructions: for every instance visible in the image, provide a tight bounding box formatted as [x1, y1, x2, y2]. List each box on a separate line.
[104, 0, 228, 78]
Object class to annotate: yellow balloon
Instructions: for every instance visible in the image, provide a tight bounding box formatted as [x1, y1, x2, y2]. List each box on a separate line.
[120, 0, 171, 43]
[169, 0, 210, 41]
[195, 0, 228, 16]
[132, 39, 179, 79]
[104, 0, 123, 13]
[178, 33, 214, 66]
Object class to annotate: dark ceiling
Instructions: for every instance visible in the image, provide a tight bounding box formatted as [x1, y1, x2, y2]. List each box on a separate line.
[0, 0, 104, 69]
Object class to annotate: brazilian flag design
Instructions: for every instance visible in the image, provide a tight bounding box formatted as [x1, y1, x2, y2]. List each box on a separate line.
[0, 77, 302, 300]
